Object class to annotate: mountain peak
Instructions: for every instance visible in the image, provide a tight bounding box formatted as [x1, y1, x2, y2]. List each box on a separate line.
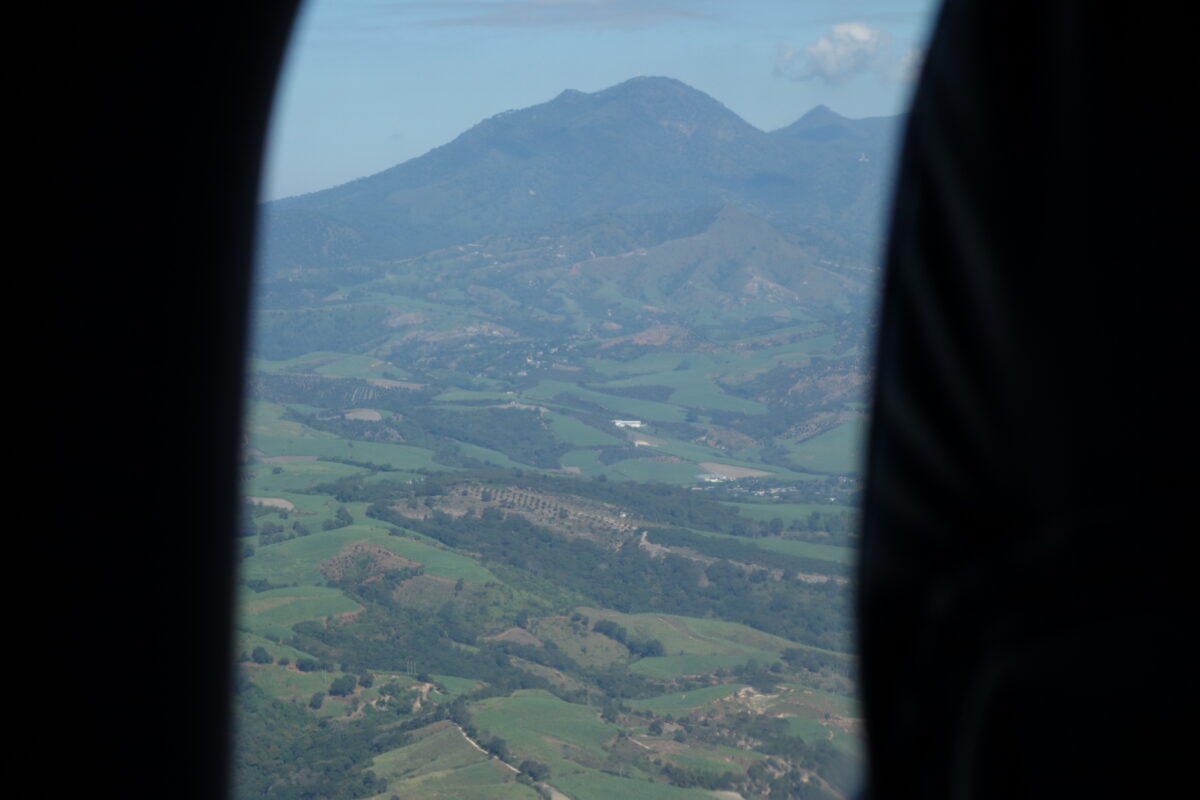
[262, 77, 901, 270]
[596, 75, 728, 108]
[608, 75, 693, 92]
[527, 77, 747, 129]
[797, 104, 847, 125]
[772, 104, 867, 141]
[552, 88, 587, 103]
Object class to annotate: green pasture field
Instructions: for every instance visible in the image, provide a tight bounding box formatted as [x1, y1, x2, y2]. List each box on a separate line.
[370, 723, 539, 800]
[370, 722, 485, 780]
[510, 657, 588, 693]
[451, 441, 528, 470]
[558, 449, 705, 484]
[752, 537, 855, 565]
[383, 536, 499, 583]
[284, 403, 325, 415]
[724, 447, 828, 481]
[431, 403, 514, 412]
[243, 661, 345, 702]
[244, 458, 367, 494]
[559, 448, 606, 476]
[469, 375, 510, 391]
[433, 390, 516, 403]
[431, 674, 483, 696]
[588, 352, 693, 377]
[577, 610, 806, 677]
[684, 526, 854, 567]
[240, 491, 360, 534]
[776, 686, 861, 718]
[584, 610, 801, 659]
[668, 383, 767, 414]
[244, 400, 331, 439]
[390, 574, 467, 610]
[632, 436, 720, 464]
[309, 354, 398, 379]
[263, 491, 358, 516]
[605, 458, 703, 484]
[238, 585, 360, 640]
[628, 684, 747, 714]
[728, 501, 854, 523]
[593, 363, 718, 390]
[630, 653, 766, 678]
[250, 432, 442, 471]
[600, 368, 769, 415]
[545, 412, 623, 447]
[249, 352, 364, 375]
[240, 524, 497, 586]
[533, 616, 630, 668]
[785, 715, 832, 743]
[663, 750, 744, 778]
[724, 340, 851, 376]
[362, 469, 426, 484]
[729, 503, 854, 522]
[830, 727, 864, 757]
[644, 437, 765, 468]
[525, 380, 686, 422]
[553, 769, 716, 800]
[784, 419, 867, 475]
[472, 690, 619, 773]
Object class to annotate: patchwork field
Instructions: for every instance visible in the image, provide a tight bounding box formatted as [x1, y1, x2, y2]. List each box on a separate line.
[239, 586, 361, 639]
[241, 524, 498, 586]
[237, 333, 867, 799]
[783, 420, 867, 475]
[370, 722, 539, 800]
[629, 684, 748, 715]
[473, 690, 620, 774]
[553, 769, 718, 800]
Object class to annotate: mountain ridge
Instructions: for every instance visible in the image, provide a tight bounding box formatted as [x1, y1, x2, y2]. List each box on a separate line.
[260, 76, 902, 275]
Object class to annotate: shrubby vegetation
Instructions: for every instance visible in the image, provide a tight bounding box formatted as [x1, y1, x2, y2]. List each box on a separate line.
[592, 619, 665, 657]
[234, 678, 402, 800]
[254, 306, 392, 360]
[367, 502, 851, 651]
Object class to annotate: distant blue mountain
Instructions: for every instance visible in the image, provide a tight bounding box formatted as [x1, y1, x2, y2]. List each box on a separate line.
[260, 77, 904, 275]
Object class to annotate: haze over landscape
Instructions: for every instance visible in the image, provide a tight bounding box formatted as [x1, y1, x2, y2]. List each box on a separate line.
[237, 71, 905, 800]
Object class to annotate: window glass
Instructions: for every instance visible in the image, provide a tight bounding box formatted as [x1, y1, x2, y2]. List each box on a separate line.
[237, 2, 937, 798]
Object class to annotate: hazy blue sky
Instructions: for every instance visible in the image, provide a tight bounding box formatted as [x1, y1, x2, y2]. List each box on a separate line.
[262, 0, 941, 200]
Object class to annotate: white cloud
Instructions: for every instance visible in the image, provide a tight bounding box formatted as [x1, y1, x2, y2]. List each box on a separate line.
[774, 22, 890, 85]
